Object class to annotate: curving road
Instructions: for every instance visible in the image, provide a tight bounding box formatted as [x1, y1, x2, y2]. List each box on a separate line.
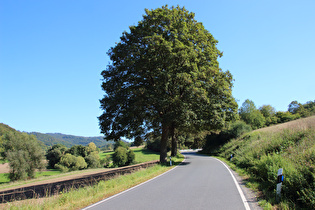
[83, 151, 259, 210]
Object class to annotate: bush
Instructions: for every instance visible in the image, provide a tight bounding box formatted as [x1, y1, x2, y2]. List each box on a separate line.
[127, 150, 135, 165]
[101, 154, 111, 168]
[85, 151, 101, 168]
[46, 144, 67, 168]
[112, 147, 128, 167]
[228, 121, 252, 138]
[55, 154, 87, 172]
[112, 147, 135, 167]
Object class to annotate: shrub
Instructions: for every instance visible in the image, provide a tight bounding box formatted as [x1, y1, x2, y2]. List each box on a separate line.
[85, 151, 101, 168]
[46, 144, 67, 168]
[112, 147, 136, 167]
[55, 154, 87, 172]
[127, 150, 135, 165]
[101, 154, 111, 168]
[112, 147, 128, 167]
[228, 121, 252, 138]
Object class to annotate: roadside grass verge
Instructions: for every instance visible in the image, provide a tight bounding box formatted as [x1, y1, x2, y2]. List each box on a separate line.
[212, 116, 315, 209]
[0, 154, 184, 210]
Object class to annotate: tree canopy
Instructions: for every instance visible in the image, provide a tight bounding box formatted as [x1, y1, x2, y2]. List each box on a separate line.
[99, 5, 237, 162]
[239, 99, 265, 130]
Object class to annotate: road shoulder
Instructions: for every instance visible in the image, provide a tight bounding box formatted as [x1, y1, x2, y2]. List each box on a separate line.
[220, 159, 262, 210]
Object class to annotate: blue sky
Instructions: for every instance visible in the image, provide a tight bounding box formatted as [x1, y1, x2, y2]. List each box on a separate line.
[1, 0, 314, 136]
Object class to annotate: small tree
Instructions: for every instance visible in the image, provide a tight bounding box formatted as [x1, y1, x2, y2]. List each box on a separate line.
[87, 142, 98, 154]
[46, 144, 67, 168]
[4, 132, 45, 181]
[85, 151, 101, 168]
[112, 147, 128, 167]
[239, 99, 266, 129]
[67, 145, 88, 157]
[259, 105, 276, 118]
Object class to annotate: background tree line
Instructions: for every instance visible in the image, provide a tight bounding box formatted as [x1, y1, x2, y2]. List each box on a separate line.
[0, 123, 135, 182]
[239, 99, 315, 130]
[202, 99, 315, 154]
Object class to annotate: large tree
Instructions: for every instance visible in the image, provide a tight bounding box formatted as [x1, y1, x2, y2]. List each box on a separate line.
[99, 5, 237, 162]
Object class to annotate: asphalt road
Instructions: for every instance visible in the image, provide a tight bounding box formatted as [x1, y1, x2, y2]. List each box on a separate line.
[83, 151, 256, 210]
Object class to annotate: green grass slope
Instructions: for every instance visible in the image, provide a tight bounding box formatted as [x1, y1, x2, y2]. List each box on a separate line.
[216, 116, 315, 209]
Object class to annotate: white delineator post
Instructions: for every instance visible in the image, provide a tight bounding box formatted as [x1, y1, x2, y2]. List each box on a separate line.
[276, 168, 284, 201]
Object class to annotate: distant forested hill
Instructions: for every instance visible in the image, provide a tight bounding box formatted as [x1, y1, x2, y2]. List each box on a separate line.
[31, 132, 113, 148]
[30, 132, 73, 148]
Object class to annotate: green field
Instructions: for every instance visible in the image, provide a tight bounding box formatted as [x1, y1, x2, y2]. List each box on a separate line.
[98, 147, 159, 163]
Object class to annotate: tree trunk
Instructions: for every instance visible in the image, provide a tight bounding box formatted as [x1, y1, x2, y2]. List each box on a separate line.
[171, 125, 177, 157]
[160, 123, 169, 163]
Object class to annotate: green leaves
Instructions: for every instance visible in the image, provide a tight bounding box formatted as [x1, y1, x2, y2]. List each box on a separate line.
[99, 5, 237, 161]
[3, 131, 45, 181]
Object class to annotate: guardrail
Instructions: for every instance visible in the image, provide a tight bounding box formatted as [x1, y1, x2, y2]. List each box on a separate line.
[0, 160, 159, 203]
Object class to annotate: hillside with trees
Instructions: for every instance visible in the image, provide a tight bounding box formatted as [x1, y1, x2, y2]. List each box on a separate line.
[30, 132, 114, 149]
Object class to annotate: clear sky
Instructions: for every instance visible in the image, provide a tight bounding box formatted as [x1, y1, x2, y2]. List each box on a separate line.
[1, 0, 314, 136]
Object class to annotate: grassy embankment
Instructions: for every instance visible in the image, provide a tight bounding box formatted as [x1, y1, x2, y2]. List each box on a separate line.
[214, 116, 315, 209]
[0, 148, 184, 210]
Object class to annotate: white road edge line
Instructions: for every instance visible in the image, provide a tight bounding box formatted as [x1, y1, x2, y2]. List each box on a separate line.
[213, 158, 251, 210]
[82, 157, 186, 210]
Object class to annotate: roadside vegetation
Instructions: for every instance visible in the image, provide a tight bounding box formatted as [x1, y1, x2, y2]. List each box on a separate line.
[204, 116, 315, 209]
[0, 153, 184, 210]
